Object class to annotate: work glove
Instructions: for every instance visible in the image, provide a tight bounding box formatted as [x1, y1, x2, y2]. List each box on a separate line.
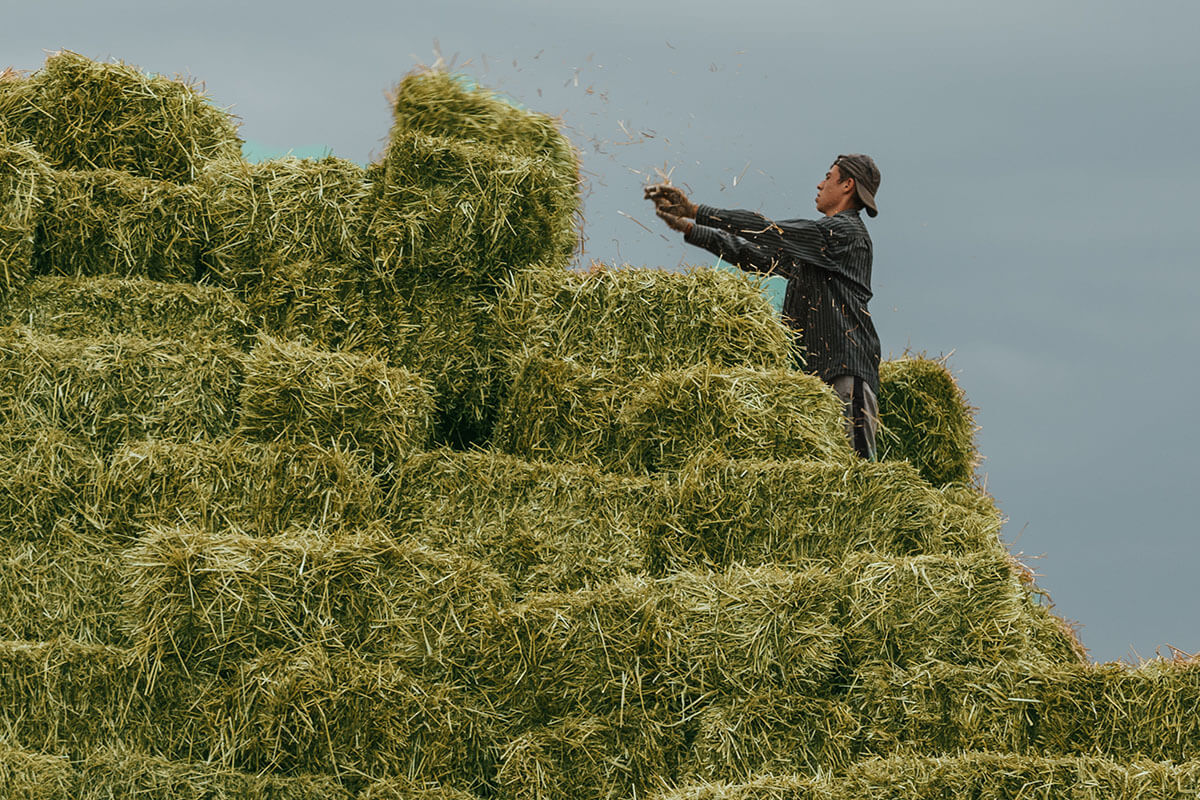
[656, 207, 694, 234]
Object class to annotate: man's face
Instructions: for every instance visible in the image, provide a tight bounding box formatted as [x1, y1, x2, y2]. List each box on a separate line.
[815, 164, 853, 216]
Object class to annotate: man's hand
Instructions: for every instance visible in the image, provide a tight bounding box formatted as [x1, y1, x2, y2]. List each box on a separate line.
[656, 207, 694, 234]
[644, 183, 697, 218]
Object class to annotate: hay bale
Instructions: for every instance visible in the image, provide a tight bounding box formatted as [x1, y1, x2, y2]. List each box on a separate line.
[0, 68, 40, 138]
[365, 130, 575, 289]
[37, 168, 204, 281]
[496, 711, 680, 800]
[359, 780, 477, 800]
[853, 659, 1200, 763]
[0, 327, 243, 452]
[0, 639, 205, 760]
[492, 354, 628, 467]
[0, 743, 352, 800]
[878, 356, 978, 486]
[239, 336, 434, 460]
[386, 448, 664, 594]
[238, 256, 396, 355]
[495, 359, 853, 472]
[125, 525, 511, 669]
[682, 693, 859, 782]
[3, 275, 254, 346]
[835, 752, 1200, 799]
[383, 69, 579, 271]
[0, 142, 54, 296]
[215, 646, 501, 786]
[199, 156, 370, 282]
[0, 527, 127, 646]
[0, 424, 102, 539]
[5, 50, 240, 182]
[656, 457, 1006, 571]
[619, 366, 851, 472]
[377, 283, 500, 446]
[647, 774, 821, 800]
[657, 565, 843, 701]
[93, 437, 384, 541]
[839, 552, 1036, 669]
[490, 265, 793, 375]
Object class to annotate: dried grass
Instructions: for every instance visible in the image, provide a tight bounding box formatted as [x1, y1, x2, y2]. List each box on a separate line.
[0, 142, 54, 295]
[878, 356, 978, 486]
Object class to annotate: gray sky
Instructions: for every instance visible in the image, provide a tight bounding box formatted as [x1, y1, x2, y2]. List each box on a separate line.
[5, 0, 1198, 662]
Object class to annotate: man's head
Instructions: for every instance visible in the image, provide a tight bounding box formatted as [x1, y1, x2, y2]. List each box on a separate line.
[815, 154, 880, 218]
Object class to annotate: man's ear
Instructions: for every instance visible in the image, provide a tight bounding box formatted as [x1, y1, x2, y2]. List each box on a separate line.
[843, 177, 856, 196]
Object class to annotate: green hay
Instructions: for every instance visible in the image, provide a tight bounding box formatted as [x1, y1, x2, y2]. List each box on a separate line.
[0, 639, 204, 760]
[495, 359, 851, 473]
[238, 256, 397, 355]
[490, 265, 793, 375]
[359, 778, 478, 800]
[199, 156, 370, 282]
[215, 646, 501, 786]
[683, 694, 859, 782]
[386, 69, 579, 269]
[375, 283, 499, 446]
[656, 457, 1006, 571]
[878, 356, 978, 486]
[838, 552, 1037, 669]
[654, 754, 1200, 800]
[496, 711, 680, 800]
[37, 168, 204, 281]
[0, 526, 127, 646]
[0, 68, 40, 139]
[2, 274, 254, 347]
[4, 51, 240, 182]
[0, 424, 101, 540]
[239, 336, 435, 460]
[386, 448, 664, 594]
[93, 437, 384, 541]
[365, 130, 575, 289]
[0, 327, 243, 452]
[853, 659, 1200, 763]
[0, 744, 352, 800]
[0, 142, 54, 296]
[474, 566, 840, 725]
[125, 525, 511, 669]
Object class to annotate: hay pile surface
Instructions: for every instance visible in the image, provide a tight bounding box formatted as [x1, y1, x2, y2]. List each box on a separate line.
[0, 51, 1193, 800]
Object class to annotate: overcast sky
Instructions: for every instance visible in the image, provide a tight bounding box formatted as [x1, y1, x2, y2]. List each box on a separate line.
[5, 0, 1197, 662]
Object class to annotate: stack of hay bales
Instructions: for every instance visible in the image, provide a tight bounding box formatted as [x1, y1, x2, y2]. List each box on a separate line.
[1, 50, 1197, 800]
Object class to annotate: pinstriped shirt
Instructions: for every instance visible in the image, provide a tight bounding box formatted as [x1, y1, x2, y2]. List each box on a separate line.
[685, 204, 880, 393]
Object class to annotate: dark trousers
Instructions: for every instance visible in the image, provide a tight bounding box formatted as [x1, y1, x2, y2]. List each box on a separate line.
[831, 374, 878, 460]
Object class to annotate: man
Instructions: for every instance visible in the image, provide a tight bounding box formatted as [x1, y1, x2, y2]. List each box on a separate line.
[645, 154, 882, 459]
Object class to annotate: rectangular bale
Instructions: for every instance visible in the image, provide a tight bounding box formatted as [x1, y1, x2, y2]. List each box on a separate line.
[239, 256, 394, 355]
[199, 156, 370, 282]
[878, 356, 979, 487]
[681, 693, 859, 783]
[215, 647, 502, 787]
[37, 168, 204, 281]
[490, 265, 793, 376]
[124, 525, 512, 669]
[386, 448, 665, 594]
[657, 457, 1006, 572]
[93, 437, 385, 541]
[384, 69, 579, 273]
[375, 283, 501, 446]
[360, 779, 477, 800]
[835, 752, 1200, 800]
[8, 50, 240, 182]
[0, 528, 128, 646]
[0, 424, 102, 540]
[838, 552, 1036, 669]
[3, 274, 255, 347]
[239, 336, 434, 460]
[366, 130, 575, 289]
[491, 354, 628, 467]
[0, 142, 55, 296]
[0, 639, 207, 760]
[0, 328, 243, 452]
[496, 710, 682, 800]
[619, 366, 852, 472]
[0, 744, 353, 800]
[656, 565, 843, 701]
